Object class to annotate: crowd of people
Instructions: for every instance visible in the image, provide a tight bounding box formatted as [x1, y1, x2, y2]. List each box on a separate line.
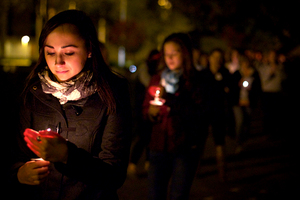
[128, 33, 288, 199]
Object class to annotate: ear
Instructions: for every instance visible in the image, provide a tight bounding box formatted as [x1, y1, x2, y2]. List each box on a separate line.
[88, 52, 92, 58]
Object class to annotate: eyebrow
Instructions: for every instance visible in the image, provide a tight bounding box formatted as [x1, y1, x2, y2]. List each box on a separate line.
[45, 44, 78, 49]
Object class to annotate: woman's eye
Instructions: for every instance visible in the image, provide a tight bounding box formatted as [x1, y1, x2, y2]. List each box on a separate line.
[46, 52, 55, 56]
[65, 52, 75, 56]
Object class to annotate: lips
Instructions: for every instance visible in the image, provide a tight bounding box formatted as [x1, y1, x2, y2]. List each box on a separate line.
[167, 62, 174, 66]
[56, 70, 69, 74]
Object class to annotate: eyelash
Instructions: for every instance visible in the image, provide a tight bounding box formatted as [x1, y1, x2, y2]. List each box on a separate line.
[46, 52, 55, 56]
[65, 52, 74, 56]
[46, 52, 74, 56]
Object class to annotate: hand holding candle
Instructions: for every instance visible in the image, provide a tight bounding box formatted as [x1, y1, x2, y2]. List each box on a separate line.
[24, 128, 68, 164]
[149, 86, 166, 106]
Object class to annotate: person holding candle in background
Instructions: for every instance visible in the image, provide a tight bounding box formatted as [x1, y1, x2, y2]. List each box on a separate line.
[9, 10, 131, 200]
[143, 33, 206, 200]
[231, 54, 261, 153]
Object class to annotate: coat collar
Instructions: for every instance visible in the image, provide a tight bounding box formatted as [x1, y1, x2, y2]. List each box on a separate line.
[29, 80, 65, 116]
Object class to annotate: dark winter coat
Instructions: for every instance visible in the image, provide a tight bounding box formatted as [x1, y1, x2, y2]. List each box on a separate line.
[9, 77, 132, 200]
[193, 67, 233, 145]
[199, 67, 232, 111]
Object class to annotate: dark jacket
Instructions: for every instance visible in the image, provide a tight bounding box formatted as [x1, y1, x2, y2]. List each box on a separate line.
[191, 67, 232, 145]
[9, 77, 132, 200]
[200, 67, 232, 111]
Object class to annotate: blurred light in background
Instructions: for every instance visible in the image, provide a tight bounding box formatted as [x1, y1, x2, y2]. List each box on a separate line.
[21, 35, 30, 46]
[69, 1, 76, 9]
[158, 0, 172, 9]
[129, 65, 137, 73]
[118, 46, 126, 67]
[98, 18, 106, 43]
[120, 0, 127, 21]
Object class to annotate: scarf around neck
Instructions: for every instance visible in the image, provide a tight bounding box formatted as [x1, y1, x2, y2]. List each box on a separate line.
[38, 70, 98, 104]
[160, 68, 183, 94]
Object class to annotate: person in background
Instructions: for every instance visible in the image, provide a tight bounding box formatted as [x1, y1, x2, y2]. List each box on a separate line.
[257, 50, 286, 138]
[231, 55, 262, 153]
[9, 10, 131, 200]
[199, 48, 231, 182]
[253, 50, 263, 69]
[226, 48, 240, 74]
[193, 48, 208, 72]
[143, 33, 203, 200]
[199, 52, 209, 70]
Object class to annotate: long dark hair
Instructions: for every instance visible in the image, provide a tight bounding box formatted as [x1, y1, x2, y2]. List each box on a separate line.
[159, 33, 195, 79]
[24, 10, 117, 113]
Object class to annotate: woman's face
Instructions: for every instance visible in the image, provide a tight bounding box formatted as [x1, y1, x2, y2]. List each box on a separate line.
[164, 41, 183, 71]
[44, 24, 90, 82]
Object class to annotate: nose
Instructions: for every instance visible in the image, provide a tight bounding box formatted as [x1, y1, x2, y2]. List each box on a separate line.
[55, 54, 65, 65]
[165, 55, 173, 62]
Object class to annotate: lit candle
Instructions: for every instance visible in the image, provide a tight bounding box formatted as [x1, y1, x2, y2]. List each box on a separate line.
[243, 80, 249, 88]
[154, 89, 160, 100]
[31, 158, 44, 161]
[150, 88, 165, 106]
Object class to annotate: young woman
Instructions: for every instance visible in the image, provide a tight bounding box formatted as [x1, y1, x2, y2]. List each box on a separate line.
[143, 33, 203, 200]
[9, 10, 131, 199]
